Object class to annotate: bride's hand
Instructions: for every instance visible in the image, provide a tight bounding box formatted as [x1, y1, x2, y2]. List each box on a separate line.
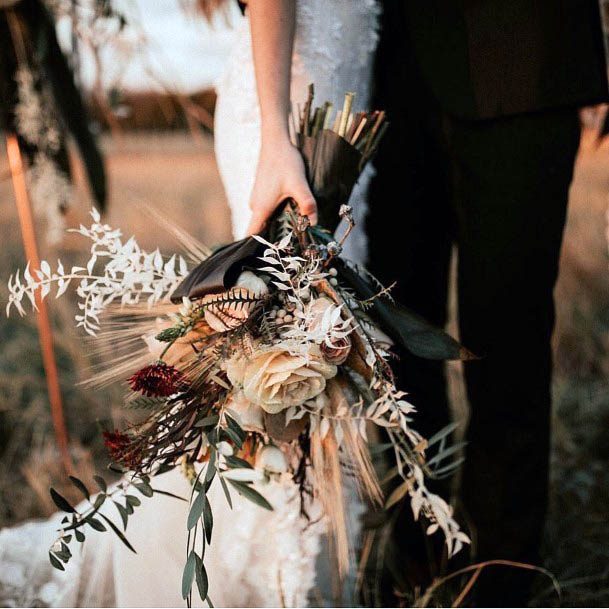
[247, 137, 317, 234]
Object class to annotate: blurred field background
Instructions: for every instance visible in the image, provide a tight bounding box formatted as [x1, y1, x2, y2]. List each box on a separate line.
[1, 1, 609, 607]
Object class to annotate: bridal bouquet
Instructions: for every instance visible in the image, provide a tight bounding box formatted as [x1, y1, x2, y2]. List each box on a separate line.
[6, 90, 470, 605]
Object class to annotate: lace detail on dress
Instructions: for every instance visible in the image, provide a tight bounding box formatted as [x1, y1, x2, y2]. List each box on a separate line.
[0, 512, 115, 608]
[207, 480, 324, 607]
[292, 0, 380, 112]
[0, 518, 65, 608]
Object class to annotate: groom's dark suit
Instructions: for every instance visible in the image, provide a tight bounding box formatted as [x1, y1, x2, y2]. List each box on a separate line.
[368, 1, 608, 605]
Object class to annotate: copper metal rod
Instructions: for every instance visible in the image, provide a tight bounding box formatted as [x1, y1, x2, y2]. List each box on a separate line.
[6, 134, 73, 474]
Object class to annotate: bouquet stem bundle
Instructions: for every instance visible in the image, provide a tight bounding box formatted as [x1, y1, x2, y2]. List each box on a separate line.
[294, 85, 387, 169]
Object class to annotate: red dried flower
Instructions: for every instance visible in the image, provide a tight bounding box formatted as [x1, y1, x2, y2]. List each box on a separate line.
[103, 430, 141, 468]
[128, 362, 185, 397]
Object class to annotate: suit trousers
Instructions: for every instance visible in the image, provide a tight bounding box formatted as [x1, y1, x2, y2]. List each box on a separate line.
[367, 88, 580, 605]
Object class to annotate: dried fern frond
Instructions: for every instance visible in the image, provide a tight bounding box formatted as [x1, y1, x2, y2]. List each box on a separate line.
[200, 287, 264, 332]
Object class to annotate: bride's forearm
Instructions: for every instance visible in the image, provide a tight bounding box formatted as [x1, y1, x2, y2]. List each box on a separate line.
[246, 0, 316, 234]
[249, 0, 295, 143]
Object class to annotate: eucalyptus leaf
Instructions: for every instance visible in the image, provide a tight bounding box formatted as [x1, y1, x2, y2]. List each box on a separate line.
[50, 488, 75, 513]
[227, 480, 273, 511]
[93, 475, 108, 493]
[432, 458, 466, 478]
[195, 415, 220, 428]
[219, 476, 233, 509]
[222, 427, 243, 449]
[54, 550, 70, 563]
[125, 494, 141, 507]
[188, 490, 207, 530]
[182, 551, 197, 600]
[224, 455, 253, 470]
[69, 476, 90, 500]
[49, 552, 65, 571]
[194, 554, 209, 602]
[203, 496, 213, 544]
[86, 517, 106, 532]
[426, 442, 465, 468]
[99, 514, 136, 553]
[134, 481, 153, 497]
[113, 501, 129, 529]
[426, 422, 459, 448]
[204, 472, 216, 493]
[205, 451, 217, 483]
[225, 415, 246, 442]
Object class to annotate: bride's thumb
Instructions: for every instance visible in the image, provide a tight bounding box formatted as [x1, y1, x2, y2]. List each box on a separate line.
[293, 186, 318, 226]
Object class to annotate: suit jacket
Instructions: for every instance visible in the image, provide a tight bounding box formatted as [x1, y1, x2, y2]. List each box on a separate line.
[388, 0, 609, 119]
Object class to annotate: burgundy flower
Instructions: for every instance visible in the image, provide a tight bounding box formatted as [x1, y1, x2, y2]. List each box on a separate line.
[102, 430, 141, 469]
[128, 362, 185, 397]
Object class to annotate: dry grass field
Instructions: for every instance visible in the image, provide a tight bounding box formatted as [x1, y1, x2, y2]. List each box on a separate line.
[0, 129, 608, 606]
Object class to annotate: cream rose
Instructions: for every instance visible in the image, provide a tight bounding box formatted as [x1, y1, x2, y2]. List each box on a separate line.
[226, 346, 337, 414]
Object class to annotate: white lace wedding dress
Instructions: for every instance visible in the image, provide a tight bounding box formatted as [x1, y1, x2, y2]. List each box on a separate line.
[0, 2, 380, 606]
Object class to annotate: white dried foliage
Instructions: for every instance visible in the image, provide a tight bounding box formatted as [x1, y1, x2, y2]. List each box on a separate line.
[406, 465, 471, 557]
[254, 233, 326, 303]
[6, 209, 189, 335]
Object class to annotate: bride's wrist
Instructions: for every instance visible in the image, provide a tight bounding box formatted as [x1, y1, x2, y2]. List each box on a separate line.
[260, 119, 291, 147]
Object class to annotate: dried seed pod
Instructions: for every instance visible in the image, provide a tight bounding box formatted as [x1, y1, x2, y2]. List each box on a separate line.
[256, 444, 289, 474]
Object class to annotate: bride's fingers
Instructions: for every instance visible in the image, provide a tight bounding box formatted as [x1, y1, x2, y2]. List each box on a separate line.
[248, 183, 317, 235]
[292, 186, 318, 226]
[247, 207, 271, 235]
[247, 214, 264, 235]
